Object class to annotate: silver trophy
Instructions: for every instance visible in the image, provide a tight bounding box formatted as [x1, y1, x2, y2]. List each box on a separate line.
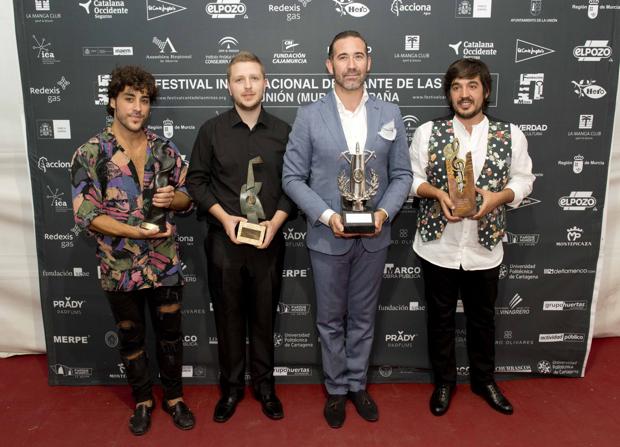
[337, 143, 379, 233]
[237, 156, 266, 246]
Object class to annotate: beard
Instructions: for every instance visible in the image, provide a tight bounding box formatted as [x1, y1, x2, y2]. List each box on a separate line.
[335, 70, 366, 91]
[452, 98, 484, 120]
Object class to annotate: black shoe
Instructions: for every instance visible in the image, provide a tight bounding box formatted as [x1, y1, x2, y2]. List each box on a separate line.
[471, 382, 514, 415]
[348, 390, 378, 422]
[129, 401, 154, 436]
[213, 394, 242, 423]
[255, 392, 284, 420]
[163, 400, 195, 430]
[429, 384, 454, 416]
[324, 394, 347, 428]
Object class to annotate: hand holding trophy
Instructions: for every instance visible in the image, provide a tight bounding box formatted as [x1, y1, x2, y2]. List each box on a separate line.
[237, 156, 266, 246]
[444, 138, 476, 217]
[141, 142, 176, 232]
[337, 143, 380, 233]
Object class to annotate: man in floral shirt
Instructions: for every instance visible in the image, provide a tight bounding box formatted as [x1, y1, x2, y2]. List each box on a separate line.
[70, 65, 195, 435]
[409, 59, 534, 417]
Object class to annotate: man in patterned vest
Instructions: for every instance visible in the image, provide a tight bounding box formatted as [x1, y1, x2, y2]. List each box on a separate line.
[409, 58, 534, 416]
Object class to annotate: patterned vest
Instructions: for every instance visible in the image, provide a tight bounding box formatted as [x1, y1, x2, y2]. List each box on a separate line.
[416, 119, 512, 250]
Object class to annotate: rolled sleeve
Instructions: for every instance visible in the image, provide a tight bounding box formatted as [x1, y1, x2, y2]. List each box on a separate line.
[506, 125, 535, 208]
[70, 145, 104, 233]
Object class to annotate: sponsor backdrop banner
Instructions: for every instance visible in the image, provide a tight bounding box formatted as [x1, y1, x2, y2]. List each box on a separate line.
[13, 0, 620, 384]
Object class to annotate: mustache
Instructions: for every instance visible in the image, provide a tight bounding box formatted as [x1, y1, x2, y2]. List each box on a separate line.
[457, 97, 474, 104]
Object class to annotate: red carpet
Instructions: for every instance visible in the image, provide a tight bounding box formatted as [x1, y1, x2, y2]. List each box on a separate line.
[1, 338, 619, 446]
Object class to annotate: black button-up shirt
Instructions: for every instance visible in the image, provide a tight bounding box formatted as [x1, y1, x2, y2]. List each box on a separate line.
[187, 108, 294, 228]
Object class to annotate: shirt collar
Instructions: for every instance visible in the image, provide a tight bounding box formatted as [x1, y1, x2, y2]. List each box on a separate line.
[452, 114, 488, 133]
[101, 126, 161, 147]
[333, 88, 369, 115]
[229, 107, 269, 128]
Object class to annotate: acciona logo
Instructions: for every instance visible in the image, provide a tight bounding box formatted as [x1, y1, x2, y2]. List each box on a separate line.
[558, 191, 597, 211]
[390, 0, 432, 17]
[333, 0, 370, 17]
[206, 0, 248, 18]
[573, 40, 612, 61]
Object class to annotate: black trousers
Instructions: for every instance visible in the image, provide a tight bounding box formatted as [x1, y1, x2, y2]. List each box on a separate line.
[421, 259, 499, 386]
[105, 286, 184, 403]
[206, 227, 284, 397]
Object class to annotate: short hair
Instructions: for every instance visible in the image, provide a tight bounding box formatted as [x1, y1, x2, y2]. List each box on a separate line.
[328, 30, 369, 58]
[227, 51, 265, 80]
[106, 65, 157, 116]
[443, 58, 492, 110]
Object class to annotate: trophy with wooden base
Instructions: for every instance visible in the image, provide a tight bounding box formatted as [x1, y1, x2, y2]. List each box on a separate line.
[237, 156, 266, 246]
[141, 142, 175, 232]
[444, 138, 476, 218]
[337, 143, 380, 233]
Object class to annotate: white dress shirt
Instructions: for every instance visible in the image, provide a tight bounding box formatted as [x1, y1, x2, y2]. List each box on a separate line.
[319, 89, 370, 226]
[409, 116, 535, 270]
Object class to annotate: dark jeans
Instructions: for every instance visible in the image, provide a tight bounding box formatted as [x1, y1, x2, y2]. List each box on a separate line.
[421, 259, 499, 386]
[105, 285, 184, 403]
[206, 227, 284, 397]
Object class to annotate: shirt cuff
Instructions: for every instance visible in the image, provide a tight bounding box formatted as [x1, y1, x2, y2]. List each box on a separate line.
[319, 209, 336, 226]
[377, 207, 389, 222]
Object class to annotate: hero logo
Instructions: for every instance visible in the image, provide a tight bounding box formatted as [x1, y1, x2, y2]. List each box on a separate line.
[558, 191, 597, 211]
[333, 0, 370, 17]
[573, 40, 612, 61]
[571, 80, 606, 99]
[206, 0, 247, 18]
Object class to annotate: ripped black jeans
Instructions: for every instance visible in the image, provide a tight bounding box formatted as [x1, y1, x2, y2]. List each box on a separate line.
[106, 286, 184, 404]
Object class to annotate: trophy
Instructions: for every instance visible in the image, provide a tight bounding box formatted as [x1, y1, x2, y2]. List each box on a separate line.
[237, 156, 266, 246]
[141, 142, 175, 232]
[444, 139, 476, 217]
[337, 143, 380, 233]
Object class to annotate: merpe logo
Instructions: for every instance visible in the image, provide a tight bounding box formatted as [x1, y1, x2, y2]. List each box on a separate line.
[146, 0, 186, 20]
[572, 80, 606, 99]
[573, 40, 612, 61]
[333, 0, 370, 17]
[515, 39, 555, 63]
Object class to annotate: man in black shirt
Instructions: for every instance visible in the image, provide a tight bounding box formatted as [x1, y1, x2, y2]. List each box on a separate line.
[187, 52, 293, 422]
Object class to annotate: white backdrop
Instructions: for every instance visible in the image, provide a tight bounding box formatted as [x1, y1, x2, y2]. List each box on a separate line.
[1, 2, 617, 358]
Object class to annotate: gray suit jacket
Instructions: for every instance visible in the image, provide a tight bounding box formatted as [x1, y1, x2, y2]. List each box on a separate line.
[282, 91, 413, 255]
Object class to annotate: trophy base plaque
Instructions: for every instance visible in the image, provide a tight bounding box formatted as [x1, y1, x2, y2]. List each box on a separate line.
[446, 150, 476, 218]
[450, 196, 477, 218]
[237, 221, 266, 246]
[140, 221, 166, 232]
[342, 210, 375, 234]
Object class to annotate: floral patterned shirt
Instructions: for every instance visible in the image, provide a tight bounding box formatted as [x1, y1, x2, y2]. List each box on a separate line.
[70, 127, 190, 291]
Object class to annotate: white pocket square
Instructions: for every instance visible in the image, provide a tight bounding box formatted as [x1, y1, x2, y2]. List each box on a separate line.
[378, 120, 396, 141]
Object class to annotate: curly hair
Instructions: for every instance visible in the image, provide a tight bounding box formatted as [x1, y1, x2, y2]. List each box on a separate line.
[106, 65, 158, 116]
[443, 58, 492, 111]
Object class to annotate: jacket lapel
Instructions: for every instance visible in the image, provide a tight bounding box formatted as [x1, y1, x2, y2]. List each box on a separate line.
[365, 95, 381, 150]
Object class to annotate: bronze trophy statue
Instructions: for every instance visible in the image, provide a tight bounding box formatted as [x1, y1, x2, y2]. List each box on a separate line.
[444, 138, 476, 217]
[337, 143, 379, 233]
[141, 142, 175, 232]
[237, 156, 266, 246]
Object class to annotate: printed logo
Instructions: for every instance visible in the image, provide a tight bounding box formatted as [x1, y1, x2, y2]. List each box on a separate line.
[44, 232, 74, 249]
[496, 293, 530, 315]
[104, 330, 118, 348]
[32, 35, 60, 64]
[449, 40, 497, 58]
[37, 120, 71, 139]
[83, 46, 133, 56]
[50, 363, 93, 378]
[570, 114, 601, 140]
[402, 115, 420, 144]
[79, 0, 129, 19]
[455, 0, 492, 18]
[394, 36, 430, 64]
[146, 0, 187, 20]
[573, 40, 612, 61]
[52, 296, 85, 314]
[383, 263, 421, 279]
[277, 302, 311, 316]
[28, 0, 62, 23]
[94, 74, 111, 105]
[282, 268, 309, 278]
[515, 39, 555, 63]
[502, 231, 540, 246]
[558, 191, 597, 211]
[205, 36, 240, 65]
[43, 185, 70, 212]
[385, 330, 417, 348]
[579, 114, 594, 129]
[555, 226, 593, 247]
[36, 0, 50, 11]
[332, 0, 370, 17]
[573, 155, 584, 173]
[273, 39, 307, 64]
[506, 196, 541, 211]
[537, 359, 580, 375]
[514, 73, 544, 104]
[53, 335, 89, 344]
[283, 227, 306, 247]
[542, 300, 588, 311]
[530, 0, 542, 16]
[147, 37, 192, 63]
[518, 123, 548, 137]
[510, 0, 557, 23]
[273, 366, 313, 377]
[539, 333, 586, 343]
[499, 264, 539, 281]
[390, 0, 432, 17]
[572, 80, 607, 99]
[273, 332, 314, 349]
[206, 0, 248, 18]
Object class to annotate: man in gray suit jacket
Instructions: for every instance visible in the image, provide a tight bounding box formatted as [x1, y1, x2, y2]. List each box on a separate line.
[282, 30, 412, 428]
